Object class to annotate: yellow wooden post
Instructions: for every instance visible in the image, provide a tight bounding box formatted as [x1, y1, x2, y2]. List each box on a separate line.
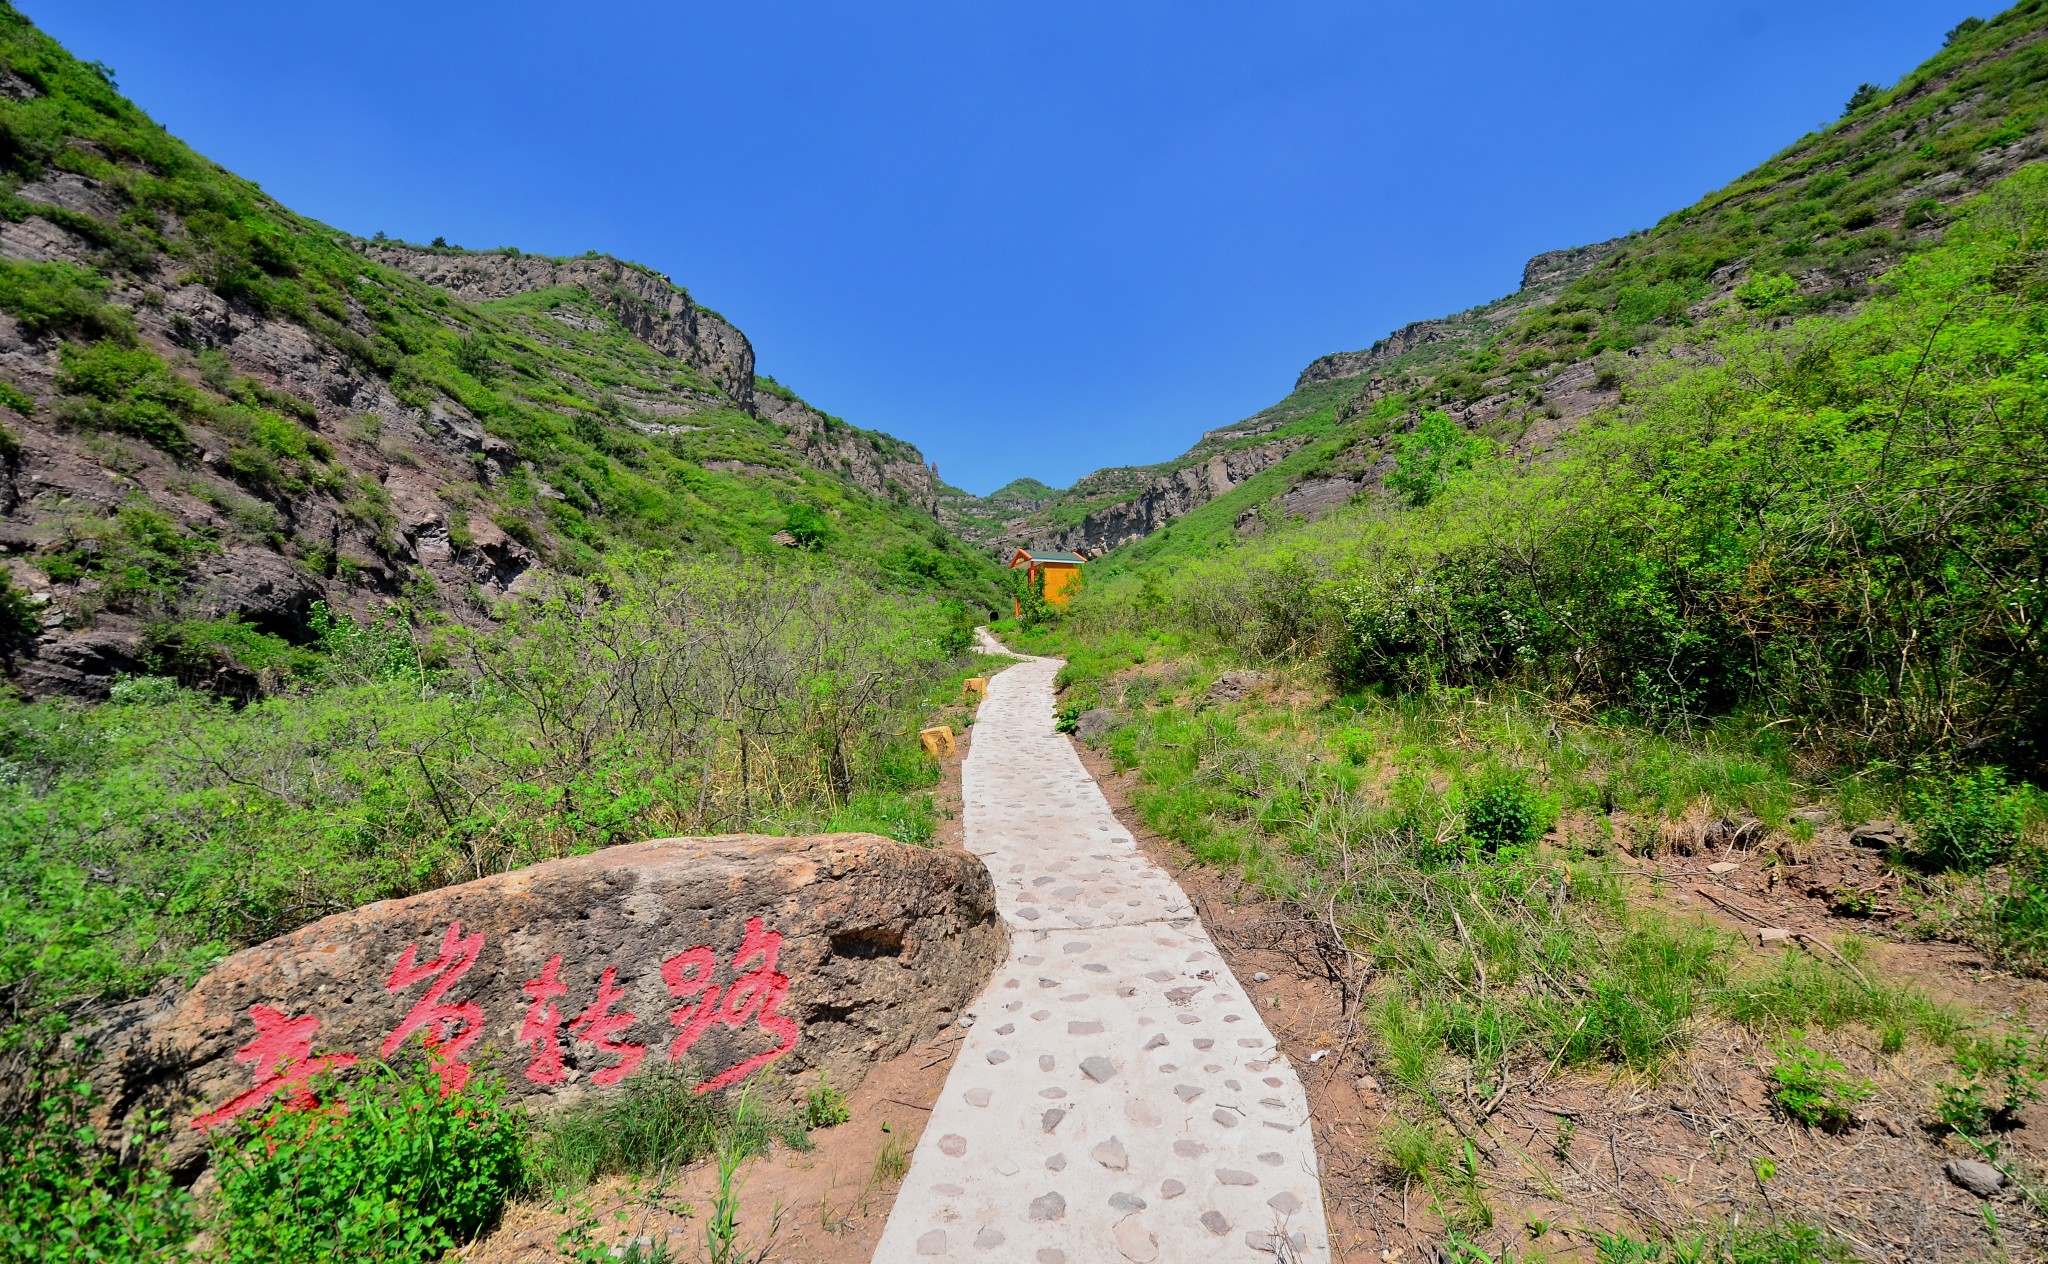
[919, 726, 956, 759]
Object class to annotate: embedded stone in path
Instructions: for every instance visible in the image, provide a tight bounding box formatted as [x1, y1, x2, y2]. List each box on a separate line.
[871, 635, 1329, 1261]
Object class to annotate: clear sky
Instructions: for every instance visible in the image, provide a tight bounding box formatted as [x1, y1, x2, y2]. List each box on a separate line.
[23, 1, 1984, 494]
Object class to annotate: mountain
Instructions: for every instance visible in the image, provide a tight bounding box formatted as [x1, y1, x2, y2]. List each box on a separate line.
[959, 5, 2048, 572]
[0, 6, 1000, 697]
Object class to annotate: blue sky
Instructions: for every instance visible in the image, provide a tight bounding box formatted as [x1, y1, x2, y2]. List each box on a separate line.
[25, 1, 1984, 494]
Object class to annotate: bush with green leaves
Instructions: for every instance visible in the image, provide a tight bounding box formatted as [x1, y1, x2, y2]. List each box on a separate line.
[1, 554, 968, 1048]
[210, 1059, 525, 1264]
[1460, 770, 1546, 854]
[1384, 409, 1489, 507]
[1767, 1037, 1872, 1130]
[0, 1075, 195, 1264]
[1936, 1028, 2047, 1139]
[781, 501, 833, 550]
[1909, 765, 2029, 872]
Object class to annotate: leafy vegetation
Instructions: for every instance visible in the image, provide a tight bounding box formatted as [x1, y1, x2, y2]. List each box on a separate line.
[1935, 1028, 2048, 1140]
[0, 1075, 195, 1263]
[998, 620, 1966, 1116]
[210, 1060, 526, 1264]
[1767, 1037, 1872, 1130]
[1, 556, 972, 1040]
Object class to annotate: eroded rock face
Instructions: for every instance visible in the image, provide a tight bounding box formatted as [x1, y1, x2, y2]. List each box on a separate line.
[755, 390, 942, 512]
[1021, 441, 1303, 556]
[362, 244, 757, 407]
[87, 833, 1001, 1175]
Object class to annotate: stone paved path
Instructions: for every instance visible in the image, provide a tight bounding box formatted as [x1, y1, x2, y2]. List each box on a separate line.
[871, 636, 1330, 1262]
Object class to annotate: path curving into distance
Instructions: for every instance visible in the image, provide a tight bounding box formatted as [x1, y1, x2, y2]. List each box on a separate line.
[871, 634, 1330, 1263]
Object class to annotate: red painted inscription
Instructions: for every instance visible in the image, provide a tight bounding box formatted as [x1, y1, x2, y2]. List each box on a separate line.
[190, 1005, 358, 1131]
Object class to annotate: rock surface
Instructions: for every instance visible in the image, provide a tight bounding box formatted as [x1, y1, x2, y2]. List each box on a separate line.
[1946, 1158, 2006, 1197]
[86, 832, 1002, 1175]
[1017, 441, 1303, 556]
[363, 244, 756, 406]
[1203, 670, 1267, 706]
[1073, 707, 1117, 741]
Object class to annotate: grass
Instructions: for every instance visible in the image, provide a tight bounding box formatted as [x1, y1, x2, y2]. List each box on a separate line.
[1026, 628, 1974, 1116]
[870, 1135, 910, 1185]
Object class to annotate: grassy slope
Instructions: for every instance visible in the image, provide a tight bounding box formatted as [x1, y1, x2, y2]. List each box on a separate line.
[999, 11, 2048, 1251]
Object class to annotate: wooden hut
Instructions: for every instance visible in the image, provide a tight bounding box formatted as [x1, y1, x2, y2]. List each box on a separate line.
[1008, 548, 1086, 608]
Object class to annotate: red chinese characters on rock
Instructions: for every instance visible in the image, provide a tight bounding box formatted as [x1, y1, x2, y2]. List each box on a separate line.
[516, 958, 649, 1088]
[195, 916, 804, 1127]
[663, 915, 801, 1095]
[190, 1005, 358, 1131]
[380, 920, 487, 1095]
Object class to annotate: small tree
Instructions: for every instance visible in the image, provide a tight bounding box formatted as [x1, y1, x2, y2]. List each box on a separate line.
[783, 503, 833, 551]
[1385, 410, 1487, 507]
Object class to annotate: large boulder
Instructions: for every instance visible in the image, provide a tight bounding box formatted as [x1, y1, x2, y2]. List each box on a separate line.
[87, 833, 1001, 1175]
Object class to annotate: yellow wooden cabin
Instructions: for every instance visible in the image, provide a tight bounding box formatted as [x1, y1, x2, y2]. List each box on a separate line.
[1009, 548, 1086, 608]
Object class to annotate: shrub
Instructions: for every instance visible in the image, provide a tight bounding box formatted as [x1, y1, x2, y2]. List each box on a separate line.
[1909, 765, 2027, 871]
[1384, 410, 1488, 507]
[0, 259, 131, 341]
[1935, 1029, 2046, 1138]
[1733, 270, 1798, 313]
[53, 340, 196, 453]
[782, 502, 832, 550]
[0, 1076, 196, 1264]
[1768, 1037, 1872, 1129]
[1461, 770, 1546, 853]
[211, 1059, 526, 1264]
[0, 570, 36, 653]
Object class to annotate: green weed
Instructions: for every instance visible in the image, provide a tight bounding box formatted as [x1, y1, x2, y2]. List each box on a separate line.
[1767, 1037, 1872, 1130]
[1936, 1028, 2047, 1139]
[0, 1075, 196, 1264]
[210, 1059, 526, 1264]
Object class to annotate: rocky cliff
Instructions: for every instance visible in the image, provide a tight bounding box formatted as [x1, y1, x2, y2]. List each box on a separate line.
[364, 244, 757, 407]
[1017, 439, 1304, 555]
[755, 388, 941, 512]
[0, 17, 994, 699]
[1294, 234, 1630, 390]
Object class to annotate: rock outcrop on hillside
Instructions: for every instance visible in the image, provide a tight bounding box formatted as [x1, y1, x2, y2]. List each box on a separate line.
[85, 832, 1003, 1176]
[1294, 235, 1631, 391]
[1023, 439, 1303, 555]
[756, 389, 942, 512]
[0, 140, 962, 699]
[364, 244, 757, 407]
[952, 237, 1634, 559]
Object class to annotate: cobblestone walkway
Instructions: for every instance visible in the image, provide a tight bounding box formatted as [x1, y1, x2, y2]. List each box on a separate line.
[871, 637, 1329, 1262]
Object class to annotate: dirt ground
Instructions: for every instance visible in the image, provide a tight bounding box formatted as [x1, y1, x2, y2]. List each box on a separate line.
[1070, 738, 2048, 1263]
[463, 713, 984, 1264]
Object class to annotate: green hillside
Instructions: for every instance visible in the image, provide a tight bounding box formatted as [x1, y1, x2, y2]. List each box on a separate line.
[992, 13, 2048, 1259]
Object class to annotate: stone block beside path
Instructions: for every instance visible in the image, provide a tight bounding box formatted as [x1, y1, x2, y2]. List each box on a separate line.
[85, 833, 1003, 1175]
